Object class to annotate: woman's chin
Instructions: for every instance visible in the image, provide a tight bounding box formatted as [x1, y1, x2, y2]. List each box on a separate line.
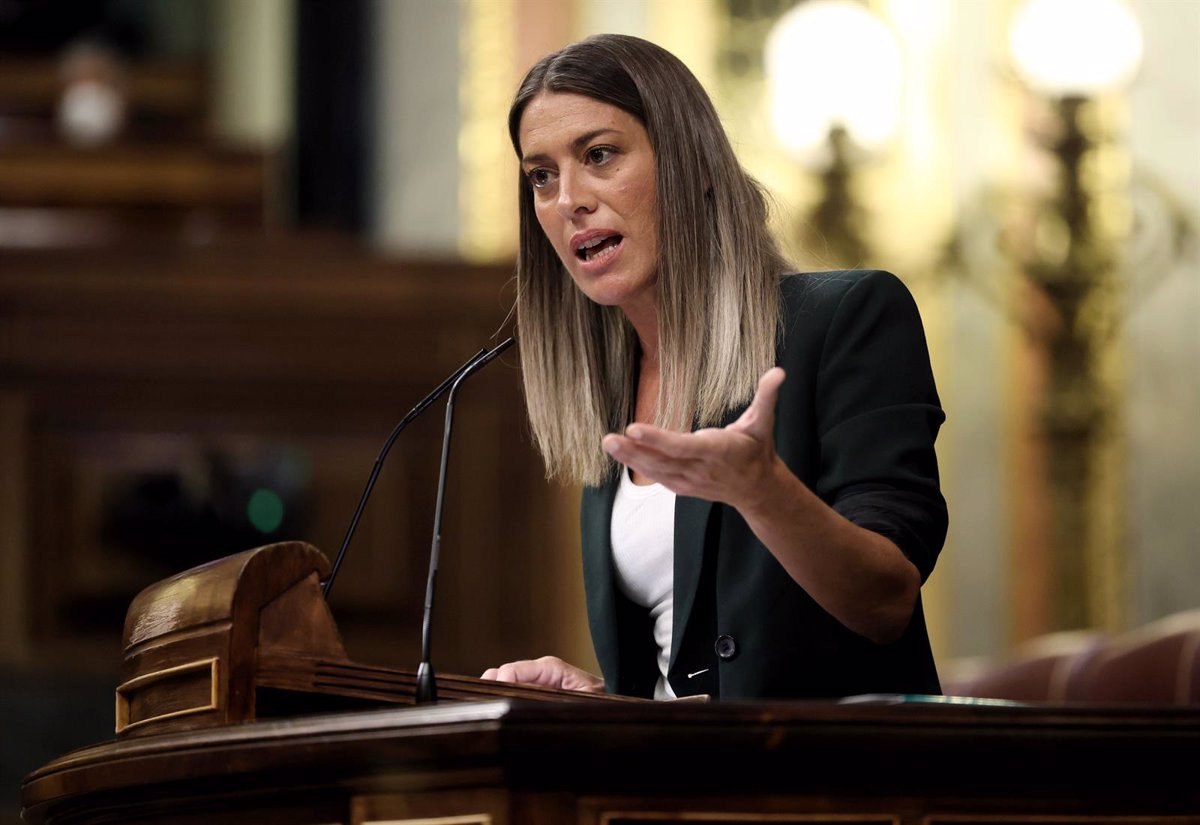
[566, 263, 656, 310]
[576, 279, 655, 312]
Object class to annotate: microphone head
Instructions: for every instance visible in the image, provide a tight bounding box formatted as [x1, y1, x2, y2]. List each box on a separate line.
[451, 338, 517, 392]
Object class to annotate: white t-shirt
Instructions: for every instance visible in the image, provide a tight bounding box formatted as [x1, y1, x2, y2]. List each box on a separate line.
[610, 467, 677, 700]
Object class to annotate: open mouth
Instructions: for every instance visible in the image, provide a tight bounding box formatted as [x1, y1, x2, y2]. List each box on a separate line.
[575, 234, 623, 262]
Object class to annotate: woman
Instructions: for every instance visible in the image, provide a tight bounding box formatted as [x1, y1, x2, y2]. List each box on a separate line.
[482, 34, 946, 700]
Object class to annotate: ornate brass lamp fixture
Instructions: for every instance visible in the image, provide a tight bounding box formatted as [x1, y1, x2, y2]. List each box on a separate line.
[950, 0, 1195, 632]
[1010, 0, 1141, 632]
[764, 0, 902, 267]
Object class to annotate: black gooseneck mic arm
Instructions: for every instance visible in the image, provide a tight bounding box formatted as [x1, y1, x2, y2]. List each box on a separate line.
[416, 336, 516, 704]
[321, 345, 491, 600]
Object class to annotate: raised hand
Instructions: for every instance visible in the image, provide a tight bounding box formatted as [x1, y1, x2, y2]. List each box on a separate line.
[604, 365, 921, 644]
[601, 367, 786, 512]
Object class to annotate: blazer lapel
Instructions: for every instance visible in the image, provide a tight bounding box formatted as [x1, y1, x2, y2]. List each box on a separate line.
[580, 476, 621, 688]
[670, 493, 714, 670]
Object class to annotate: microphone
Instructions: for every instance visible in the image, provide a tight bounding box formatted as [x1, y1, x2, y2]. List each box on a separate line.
[321, 344, 493, 600]
[416, 336, 516, 704]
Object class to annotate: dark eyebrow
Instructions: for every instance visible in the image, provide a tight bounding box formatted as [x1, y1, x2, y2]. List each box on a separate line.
[520, 128, 621, 167]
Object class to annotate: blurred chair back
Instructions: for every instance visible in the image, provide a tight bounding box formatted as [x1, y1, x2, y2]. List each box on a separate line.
[1066, 610, 1200, 705]
[946, 611, 1200, 705]
[944, 631, 1105, 702]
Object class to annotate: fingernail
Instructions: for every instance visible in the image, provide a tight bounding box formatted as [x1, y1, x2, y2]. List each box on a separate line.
[626, 426, 644, 440]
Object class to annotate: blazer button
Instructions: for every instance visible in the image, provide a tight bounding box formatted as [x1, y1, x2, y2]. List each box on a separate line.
[714, 635, 738, 661]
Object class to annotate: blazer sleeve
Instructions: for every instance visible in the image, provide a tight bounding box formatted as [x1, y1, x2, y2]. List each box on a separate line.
[808, 270, 948, 582]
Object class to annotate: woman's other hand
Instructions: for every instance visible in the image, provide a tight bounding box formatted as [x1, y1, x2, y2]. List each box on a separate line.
[601, 367, 786, 512]
[480, 656, 606, 693]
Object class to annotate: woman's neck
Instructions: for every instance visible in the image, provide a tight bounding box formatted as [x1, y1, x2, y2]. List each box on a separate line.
[623, 295, 660, 427]
[621, 293, 658, 359]
[634, 345, 659, 426]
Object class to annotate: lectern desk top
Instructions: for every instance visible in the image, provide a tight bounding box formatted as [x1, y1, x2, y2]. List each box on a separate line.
[22, 697, 1200, 824]
[21, 541, 1200, 824]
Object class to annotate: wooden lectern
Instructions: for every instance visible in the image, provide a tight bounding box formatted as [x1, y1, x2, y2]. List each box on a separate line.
[114, 541, 629, 738]
[21, 543, 1200, 825]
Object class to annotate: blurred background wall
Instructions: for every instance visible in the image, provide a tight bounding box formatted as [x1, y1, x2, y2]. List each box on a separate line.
[1, 0, 1197, 821]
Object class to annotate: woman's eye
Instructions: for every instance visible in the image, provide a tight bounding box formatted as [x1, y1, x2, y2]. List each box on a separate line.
[527, 169, 552, 188]
[586, 146, 614, 165]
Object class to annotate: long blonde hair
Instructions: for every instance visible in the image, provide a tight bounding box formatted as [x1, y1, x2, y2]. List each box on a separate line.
[511, 34, 788, 486]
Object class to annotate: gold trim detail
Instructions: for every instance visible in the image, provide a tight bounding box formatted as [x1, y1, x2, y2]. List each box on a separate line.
[114, 656, 220, 734]
[600, 814, 899, 824]
[364, 817, 492, 825]
[924, 817, 1200, 825]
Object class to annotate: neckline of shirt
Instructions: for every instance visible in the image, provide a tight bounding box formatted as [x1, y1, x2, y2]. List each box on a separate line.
[618, 465, 671, 498]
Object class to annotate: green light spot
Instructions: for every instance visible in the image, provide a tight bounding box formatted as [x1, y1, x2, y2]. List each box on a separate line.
[247, 488, 285, 534]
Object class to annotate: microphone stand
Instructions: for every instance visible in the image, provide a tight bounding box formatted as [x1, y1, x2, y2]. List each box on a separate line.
[321, 347, 489, 600]
[416, 337, 515, 704]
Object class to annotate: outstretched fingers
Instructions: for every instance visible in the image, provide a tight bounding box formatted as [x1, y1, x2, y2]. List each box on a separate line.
[602, 432, 694, 485]
[600, 368, 787, 505]
[730, 367, 785, 438]
[620, 422, 705, 457]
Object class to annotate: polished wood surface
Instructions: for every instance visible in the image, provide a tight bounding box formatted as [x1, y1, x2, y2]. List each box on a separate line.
[0, 58, 206, 125]
[22, 699, 1200, 825]
[116, 541, 635, 738]
[0, 145, 265, 208]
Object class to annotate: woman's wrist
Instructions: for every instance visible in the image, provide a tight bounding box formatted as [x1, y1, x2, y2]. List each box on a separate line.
[733, 455, 800, 522]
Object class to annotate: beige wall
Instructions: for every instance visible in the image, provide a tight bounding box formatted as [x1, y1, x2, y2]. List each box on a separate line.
[372, 0, 462, 256]
[1125, 0, 1200, 626]
[211, 0, 295, 147]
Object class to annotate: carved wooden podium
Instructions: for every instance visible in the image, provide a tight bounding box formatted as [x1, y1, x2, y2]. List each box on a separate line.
[114, 541, 629, 739]
[20, 542, 1200, 825]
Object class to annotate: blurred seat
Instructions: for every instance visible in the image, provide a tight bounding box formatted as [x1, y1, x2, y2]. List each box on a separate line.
[943, 630, 1106, 702]
[1065, 610, 1200, 705]
[945, 610, 1200, 705]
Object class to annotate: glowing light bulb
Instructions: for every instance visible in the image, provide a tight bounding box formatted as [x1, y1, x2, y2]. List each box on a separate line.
[1009, 0, 1143, 97]
[765, 0, 903, 160]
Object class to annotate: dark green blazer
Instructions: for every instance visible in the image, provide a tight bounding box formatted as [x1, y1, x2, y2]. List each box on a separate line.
[580, 270, 947, 700]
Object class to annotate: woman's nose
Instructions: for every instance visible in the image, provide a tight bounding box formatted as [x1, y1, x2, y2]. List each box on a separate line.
[556, 168, 595, 219]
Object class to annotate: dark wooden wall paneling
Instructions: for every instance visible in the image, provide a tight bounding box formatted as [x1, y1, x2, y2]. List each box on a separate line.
[0, 237, 581, 684]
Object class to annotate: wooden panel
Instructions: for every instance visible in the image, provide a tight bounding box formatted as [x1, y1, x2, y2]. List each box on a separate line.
[19, 702, 1200, 825]
[0, 58, 207, 118]
[595, 812, 899, 824]
[0, 145, 264, 208]
[926, 819, 1200, 825]
[355, 788, 507, 825]
[0, 390, 31, 663]
[0, 239, 578, 683]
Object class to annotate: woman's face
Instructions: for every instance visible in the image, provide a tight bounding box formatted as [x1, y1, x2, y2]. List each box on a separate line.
[517, 92, 660, 319]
